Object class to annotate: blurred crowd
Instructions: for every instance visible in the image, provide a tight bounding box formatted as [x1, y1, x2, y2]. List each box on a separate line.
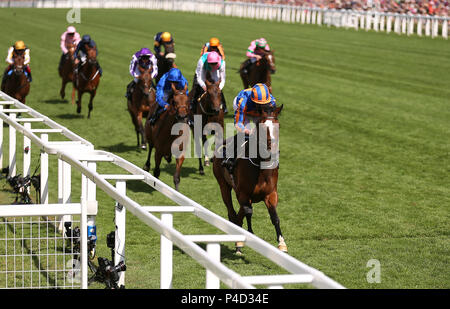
[227, 0, 449, 16]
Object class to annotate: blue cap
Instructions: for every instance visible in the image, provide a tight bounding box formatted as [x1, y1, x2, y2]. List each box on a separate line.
[167, 68, 181, 82]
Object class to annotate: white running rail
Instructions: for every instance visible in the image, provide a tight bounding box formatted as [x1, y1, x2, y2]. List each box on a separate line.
[0, 91, 344, 289]
[0, 0, 448, 39]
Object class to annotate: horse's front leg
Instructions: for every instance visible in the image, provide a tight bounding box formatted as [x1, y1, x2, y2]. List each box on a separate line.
[174, 155, 185, 191]
[137, 112, 147, 150]
[264, 191, 287, 252]
[76, 90, 82, 114]
[60, 78, 67, 100]
[87, 91, 95, 119]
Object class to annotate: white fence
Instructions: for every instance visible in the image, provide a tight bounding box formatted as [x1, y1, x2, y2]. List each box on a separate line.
[0, 91, 344, 289]
[0, 0, 448, 39]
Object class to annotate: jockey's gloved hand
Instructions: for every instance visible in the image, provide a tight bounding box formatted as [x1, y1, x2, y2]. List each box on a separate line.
[164, 104, 170, 111]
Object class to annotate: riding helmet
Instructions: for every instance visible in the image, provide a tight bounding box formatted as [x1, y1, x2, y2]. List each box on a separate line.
[251, 83, 271, 104]
[14, 40, 26, 50]
[161, 32, 172, 42]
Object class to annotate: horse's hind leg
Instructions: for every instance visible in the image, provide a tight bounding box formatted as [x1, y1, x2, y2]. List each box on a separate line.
[264, 191, 287, 252]
[76, 91, 82, 114]
[153, 150, 163, 179]
[138, 113, 147, 150]
[143, 142, 153, 172]
[60, 79, 67, 99]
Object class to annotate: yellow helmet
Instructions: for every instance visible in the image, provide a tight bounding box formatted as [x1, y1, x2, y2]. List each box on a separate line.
[161, 32, 172, 42]
[209, 37, 220, 47]
[14, 40, 26, 50]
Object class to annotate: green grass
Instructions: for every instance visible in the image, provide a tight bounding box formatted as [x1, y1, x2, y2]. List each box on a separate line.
[0, 8, 449, 289]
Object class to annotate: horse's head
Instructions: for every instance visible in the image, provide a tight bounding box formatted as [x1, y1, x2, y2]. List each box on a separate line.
[253, 104, 283, 153]
[170, 82, 189, 122]
[264, 50, 276, 75]
[203, 79, 222, 114]
[13, 52, 25, 74]
[67, 44, 76, 60]
[86, 46, 97, 64]
[138, 65, 153, 97]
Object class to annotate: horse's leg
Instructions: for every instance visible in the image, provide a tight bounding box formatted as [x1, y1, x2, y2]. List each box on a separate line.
[137, 112, 147, 150]
[71, 86, 76, 105]
[87, 91, 95, 119]
[202, 134, 211, 167]
[60, 78, 67, 99]
[173, 155, 185, 191]
[197, 131, 204, 175]
[264, 191, 287, 252]
[76, 91, 82, 114]
[143, 141, 153, 172]
[153, 150, 162, 179]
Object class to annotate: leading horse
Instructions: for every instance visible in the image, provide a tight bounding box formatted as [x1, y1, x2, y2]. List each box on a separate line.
[59, 44, 76, 100]
[72, 46, 101, 118]
[1, 53, 30, 104]
[127, 66, 155, 150]
[212, 104, 285, 253]
[143, 83, 190, 191]
[240, 51, 276, 93]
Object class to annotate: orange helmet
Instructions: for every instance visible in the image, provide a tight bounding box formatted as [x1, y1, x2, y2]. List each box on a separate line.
[209, 37, 220, 47]
[161, 32, 172, 42]
[14, 40, 26, 50]
[251, 83, 271, 104]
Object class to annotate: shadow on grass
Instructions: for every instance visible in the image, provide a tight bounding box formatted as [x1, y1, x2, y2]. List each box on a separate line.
[100, 142, 140, 154]
[55, 113, 84, 120]
[41, 98, 68, 104]
[173, 243, 251, 263]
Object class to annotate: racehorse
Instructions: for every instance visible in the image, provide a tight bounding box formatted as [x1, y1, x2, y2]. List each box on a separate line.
[127, 66, 155, 150]
[190, 79, 224, 175]
[72, 46, 101, 118]
[59, 44, 76, 100]
[240, 50, 276, 93]
[212, 104, 285, 253]
[155, 42, 176, 84]
[1, 53, 30, 104]
[143, 83, 190, 191]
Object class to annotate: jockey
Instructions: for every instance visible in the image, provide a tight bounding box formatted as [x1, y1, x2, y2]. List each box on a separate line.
[125, 48, 158, 100]
[149, 67, 188, 125]
[2, 40, 32, 89]
[74, 34, 102, 76]
[200, 37, 225, 60]
[154, 31, 174, 57]
[190, 51, 227, 115]
[58, 26, 81, 71]
[221, 83, 276, 172]
[241, 38, 271, 74]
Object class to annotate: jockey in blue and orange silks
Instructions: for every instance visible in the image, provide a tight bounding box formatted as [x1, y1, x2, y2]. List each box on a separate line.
[221, 83, 276, 172]
[125, 47, 158, 100]
[148, 67, 188, 125]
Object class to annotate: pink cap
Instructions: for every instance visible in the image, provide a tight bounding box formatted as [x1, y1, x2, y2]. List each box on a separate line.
[67, 26, 76, 33]
[207, 51, 221, 70]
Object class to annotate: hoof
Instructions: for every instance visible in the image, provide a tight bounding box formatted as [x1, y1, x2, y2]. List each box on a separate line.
[235, 241, 245, 248]
[76, 106, 81, 114]
[204, 159, 210, 167]
[199, 169, 205, 176]
[164, 155, 172, 163]
[235, 247, 243, 255]
[278, 237, 288, 252]
[143, 164, 150, 172]
[140, 144, 147, 150]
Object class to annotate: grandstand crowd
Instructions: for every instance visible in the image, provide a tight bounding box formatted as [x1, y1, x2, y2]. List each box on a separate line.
[227, 0, 449, 16]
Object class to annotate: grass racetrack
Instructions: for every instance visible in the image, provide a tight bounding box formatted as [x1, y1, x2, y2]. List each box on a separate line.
[0, 8, 449, 289]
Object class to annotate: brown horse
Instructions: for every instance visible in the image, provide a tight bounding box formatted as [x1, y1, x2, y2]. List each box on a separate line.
[1, 53, 30, 104]
[212, 104, 285, 253]
[240, 50, 276, 93]
[143, 83, 190, 191]
[190, 79, 224, 175]
[127, 66, 155, 150]
[155, 42, 176, 84]
[59, 44, 76, 100]
[72, 46, 101, 118]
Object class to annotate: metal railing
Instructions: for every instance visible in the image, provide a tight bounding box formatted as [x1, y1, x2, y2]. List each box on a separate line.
[0, 91, 344, 289]
[0, 0, 448, 39]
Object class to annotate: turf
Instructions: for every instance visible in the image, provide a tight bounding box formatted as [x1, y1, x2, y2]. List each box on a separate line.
[0, 8, 448, 289]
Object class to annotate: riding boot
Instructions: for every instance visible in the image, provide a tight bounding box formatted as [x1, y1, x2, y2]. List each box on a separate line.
[221, 92, 228, 114]
[125, 80, 135, 99]
[25, 66, 32, 82]
[149, 106, 164, 125]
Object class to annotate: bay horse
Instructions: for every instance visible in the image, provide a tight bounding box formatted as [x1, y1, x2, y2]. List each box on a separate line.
[72, 46, 101, 118]
[155, 42, 176, 84]
[190, 79, 224, 175]
[143, 83, 190, 191]
[59, 44, 76, 100]
[2, 53, 30, 104]
[212, 104, 285, 253]
[240, 50, 276, 93]
[127, 66, 155, 150]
